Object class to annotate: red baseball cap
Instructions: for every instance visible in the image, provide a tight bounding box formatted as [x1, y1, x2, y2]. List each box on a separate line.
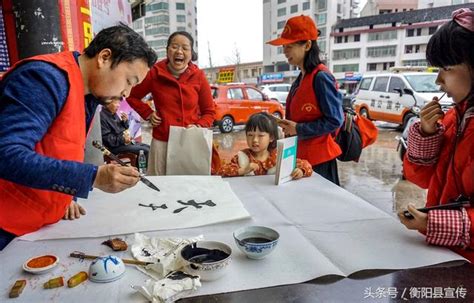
[266, 15, 318, 46]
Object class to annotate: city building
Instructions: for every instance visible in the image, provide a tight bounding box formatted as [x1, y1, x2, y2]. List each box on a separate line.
[360, 0, 418, 16]
[262, 0, 358, 84]
[131, 0, 197, 60]
[202, 61, 263, 85]
[418, 0, 474, 8]
[329, 3, 474, 93]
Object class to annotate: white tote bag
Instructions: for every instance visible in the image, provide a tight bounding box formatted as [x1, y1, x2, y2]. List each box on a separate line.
[166, 126, 213, 175]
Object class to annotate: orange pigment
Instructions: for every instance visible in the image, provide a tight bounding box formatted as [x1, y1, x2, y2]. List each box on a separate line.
[27, 255, 57, 268]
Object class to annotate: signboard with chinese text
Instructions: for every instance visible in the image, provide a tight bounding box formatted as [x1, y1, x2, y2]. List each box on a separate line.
[217, 68, 235, 83]
[261, 73, 284, 83]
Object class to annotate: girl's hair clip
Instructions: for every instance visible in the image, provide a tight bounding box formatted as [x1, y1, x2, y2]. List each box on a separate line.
[452, 8, 474, 32]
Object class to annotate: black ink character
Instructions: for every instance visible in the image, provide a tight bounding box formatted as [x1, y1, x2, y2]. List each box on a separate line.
[141, 248, 152, 257]
[138, 203, 168, 211]
[173, 199, 216, 214]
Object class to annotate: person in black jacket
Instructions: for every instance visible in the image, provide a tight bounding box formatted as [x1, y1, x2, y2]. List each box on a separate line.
[100, 99, 150, 161]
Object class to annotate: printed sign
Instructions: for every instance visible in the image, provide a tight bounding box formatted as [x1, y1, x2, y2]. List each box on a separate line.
[217, 68, 235, 83]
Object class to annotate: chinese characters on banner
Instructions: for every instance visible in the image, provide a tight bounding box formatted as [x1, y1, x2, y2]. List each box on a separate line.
[0, 6, 10, 72]
[218, 68, 235, 83]
[59, 0, 92, 50]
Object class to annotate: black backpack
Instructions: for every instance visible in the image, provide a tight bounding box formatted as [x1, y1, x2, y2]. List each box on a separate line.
[335, 108, 363, 162]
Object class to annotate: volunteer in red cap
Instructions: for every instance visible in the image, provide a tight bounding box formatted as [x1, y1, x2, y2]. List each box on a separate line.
[267, 15, 344, 185]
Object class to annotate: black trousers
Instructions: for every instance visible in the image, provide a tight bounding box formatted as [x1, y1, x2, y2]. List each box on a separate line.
[312, 158, 340, 186]
[0, 229, 15, 251]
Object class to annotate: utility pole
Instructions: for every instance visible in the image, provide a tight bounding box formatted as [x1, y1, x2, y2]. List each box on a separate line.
[207, 40, 213, 69]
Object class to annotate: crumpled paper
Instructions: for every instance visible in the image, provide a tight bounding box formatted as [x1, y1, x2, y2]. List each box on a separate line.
[131, 233, 204, 279]
[132, 271, 201, 303]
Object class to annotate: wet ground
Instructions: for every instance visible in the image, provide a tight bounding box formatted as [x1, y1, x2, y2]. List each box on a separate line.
[142, 123, 426, 218]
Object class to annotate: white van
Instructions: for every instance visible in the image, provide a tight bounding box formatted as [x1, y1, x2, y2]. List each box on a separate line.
[260, 83, 292, 105]
[353, 72, 452, 128]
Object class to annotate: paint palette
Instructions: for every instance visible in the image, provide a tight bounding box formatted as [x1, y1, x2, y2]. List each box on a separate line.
[23, 255, 59, 274]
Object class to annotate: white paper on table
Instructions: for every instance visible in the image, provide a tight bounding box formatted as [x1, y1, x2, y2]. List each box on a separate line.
[20, 176, 250, 241]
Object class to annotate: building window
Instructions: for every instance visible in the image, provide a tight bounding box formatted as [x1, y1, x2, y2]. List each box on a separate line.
[145, 26, 170, 36]
[333, 64, 359, 73]
[406, 29, 414, 37]
[354, 34, 360, 42]
[318, 40, 326, 53]
[176, 3, 185, 10]
[333, 48, 360, 60]
[368, 31, 397, 41]
[429, 26, 437, 35]
[344, 36, 348, 43]
[403, 59, 428, 67]
[319, 27, 326, 38]
[367, 45, 396, 57]
[290, 4, 298, 13]
[303, 2, 310, 10]
[317, 0, 327, 10]
[277, 21, 286, 29]
[133, 19, 143, 30]
[177, 15, 186, 22]
[177, 26, 186, 31]
[367, 63, 377, 71]
[277, 0, 286, 4]
[337, 4, 342, 14]
[416, 28, 422, 36]
[316, 13, 326, 25]
[276, 63, 290, 72]
[147, 39, 167, 48]
[145, 15, 170, 25]
[277, 47, 283, 54]
[146, 2, 169, 11]
[335, 36, 343, 44]
[405, 45, 413, 53]
[277, 7, 286, 17]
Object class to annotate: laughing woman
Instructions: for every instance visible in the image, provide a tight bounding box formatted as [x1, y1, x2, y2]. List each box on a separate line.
[127, 31, 216, 175]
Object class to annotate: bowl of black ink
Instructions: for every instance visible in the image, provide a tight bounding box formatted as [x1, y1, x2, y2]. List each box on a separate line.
[180, 241, 232, 281]
[233, 226, 280, 259]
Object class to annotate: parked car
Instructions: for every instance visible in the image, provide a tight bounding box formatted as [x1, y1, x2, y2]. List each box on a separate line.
[352, 72, 453, 129]
[260, 83, 292, 105]
[212, 84, 285, 133]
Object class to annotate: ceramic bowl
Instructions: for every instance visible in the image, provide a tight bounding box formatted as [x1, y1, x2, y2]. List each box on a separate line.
[23, 255, 59, 274]
[89, 255, 125, 283]
[233, 226, 280, 259]
[180, 241, 232, 281]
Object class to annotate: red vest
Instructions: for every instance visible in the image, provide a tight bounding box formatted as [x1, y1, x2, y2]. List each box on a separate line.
[287, 64, 341, 166]
[0, 51, 86, 236]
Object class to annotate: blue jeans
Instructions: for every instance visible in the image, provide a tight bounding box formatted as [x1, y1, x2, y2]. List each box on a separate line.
[0, 229, 15, 250]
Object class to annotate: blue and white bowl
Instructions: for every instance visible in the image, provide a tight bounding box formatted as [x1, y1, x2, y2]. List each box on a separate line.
[89, 255, 125, 283]
[233, 226, 279, 259]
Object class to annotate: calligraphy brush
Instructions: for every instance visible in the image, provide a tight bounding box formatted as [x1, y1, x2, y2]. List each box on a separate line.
[92, 141, 160, 192]
[70, 252, 156, 266]
[403, 197, 471, 219]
